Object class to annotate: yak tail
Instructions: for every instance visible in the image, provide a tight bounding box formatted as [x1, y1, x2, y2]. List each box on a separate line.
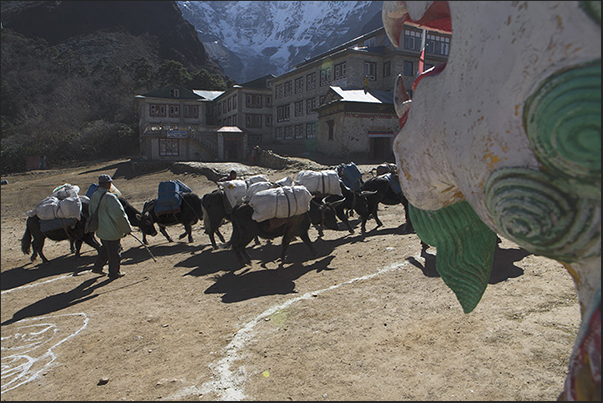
[21, 224, 32, 255]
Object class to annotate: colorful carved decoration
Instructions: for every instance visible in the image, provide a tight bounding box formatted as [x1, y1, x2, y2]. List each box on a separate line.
[382, 1, 600, 400]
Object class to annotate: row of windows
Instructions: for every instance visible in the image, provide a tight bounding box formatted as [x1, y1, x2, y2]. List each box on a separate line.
[218, 114, 273, 128]
[404, 29, 450, 56]
[275, 123, 317, 140]
[275, 96, 324, 122]
[217, 94, 272, 115]
[402, 60, 435, 76]
[150, 104, 199, 118]
[275, 60, 393, 99]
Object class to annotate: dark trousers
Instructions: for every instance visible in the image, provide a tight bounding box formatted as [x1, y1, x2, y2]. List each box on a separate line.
[93, 239, 122, 277]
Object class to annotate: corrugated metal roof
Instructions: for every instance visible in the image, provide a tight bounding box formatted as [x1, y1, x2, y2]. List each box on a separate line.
[193, 90, 224, 101]
[217, 126, 243, 133]
[330, 86, 393, 104]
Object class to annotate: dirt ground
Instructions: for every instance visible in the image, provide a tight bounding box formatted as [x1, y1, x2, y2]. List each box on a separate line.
[1, 158, 580, 401]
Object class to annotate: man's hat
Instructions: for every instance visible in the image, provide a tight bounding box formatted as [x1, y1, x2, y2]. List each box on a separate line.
[98, 174, 113, 184]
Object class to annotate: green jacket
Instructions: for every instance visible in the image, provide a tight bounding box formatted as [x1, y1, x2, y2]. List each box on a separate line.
[89, 187, 133, 241]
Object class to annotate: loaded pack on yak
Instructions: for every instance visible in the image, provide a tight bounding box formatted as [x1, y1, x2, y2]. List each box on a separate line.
[294, 170, 342, 196]
[154, 180, 192, 216]
[335, 162, 364, 192]
[26, 183, 83, 232]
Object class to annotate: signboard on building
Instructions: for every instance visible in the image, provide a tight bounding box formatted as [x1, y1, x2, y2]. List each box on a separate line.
[167, 130, 188, 138]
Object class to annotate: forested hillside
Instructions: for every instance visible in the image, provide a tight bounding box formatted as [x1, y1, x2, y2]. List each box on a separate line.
[1, 1, 234, 174]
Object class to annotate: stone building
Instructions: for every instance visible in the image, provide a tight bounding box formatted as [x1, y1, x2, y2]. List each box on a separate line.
[269, 26, 450, 157]
[134, 25, 449, 162]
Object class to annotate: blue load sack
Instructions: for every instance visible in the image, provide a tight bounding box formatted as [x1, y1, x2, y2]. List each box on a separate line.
[337, 162, 363, 191]
[155, 181, 182, 215]
[40, 217, 78, 233]
[382, 172, 402, 195]
[85, 183, 98, 198]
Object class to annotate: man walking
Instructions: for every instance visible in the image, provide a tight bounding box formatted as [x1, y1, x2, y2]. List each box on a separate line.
[90, 174, 133, 280]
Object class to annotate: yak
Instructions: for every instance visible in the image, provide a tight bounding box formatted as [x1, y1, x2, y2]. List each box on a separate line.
[21, 196, 100, 264]
[141, 192, 204, 244]
[228, 196, 344, 266]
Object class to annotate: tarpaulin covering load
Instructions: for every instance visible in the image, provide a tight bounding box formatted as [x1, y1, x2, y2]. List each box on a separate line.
[155, 180, 192, 215]
[40, 217, 78, 232]
[219, 179, 248, 209]
[294, 170, 342, 196]
[26, 195, 82, 220]
[244, 181, 275, 203]
[275, 176, 293, 187]
[336, 162, 363, 191]
[381, 173, 402, 194]
[245, 174, 269, 186]
[249, 185, 313, 222]
[52, 183, 80, 200]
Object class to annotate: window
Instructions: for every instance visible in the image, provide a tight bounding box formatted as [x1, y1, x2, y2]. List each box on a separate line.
[306, 73, 316, 90]
[320, 67, 331, 86]
[284, 126, 293, 140]
[170, 88, 180, 98]
[426, 34, 450, 56]
[364, 62, 377, 80]
[169, 105, 180, 117]
[222, 101, 227, 114]
[159, 138, 179, 156]
[306, 123, 316, 139]
[284, 81, 292, 97]
[306, 98, 317, 114]
[183, 105, 199, 118]
[383, 61, 391, 77]
[227, 97, 232, 112]
[275, 127, 284, 140]
[404, 29, 422, 51]
[275, 84, 283, 99]
[319, 95, 325, 105]
[233, 96, 237, 109]
[334, 62, 346, 80]
[295, 124, 304, 139]
[295, 77, 304, 94]
[295, 101, 304, 117]
[404, 60, 414, 76]
[246, 114, 262, 128]
[364, 37, 375, 48]
[265, 114, 272, 127]
[150, 104, 166, 117]
[265, 95, 272, 107]
[277, 105, 290, 122]
[327, 120, 334, 140]
[246, 94, 262, 108]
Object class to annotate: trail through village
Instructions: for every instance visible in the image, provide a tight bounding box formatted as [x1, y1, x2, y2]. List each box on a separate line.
[1, 159, 579, 401]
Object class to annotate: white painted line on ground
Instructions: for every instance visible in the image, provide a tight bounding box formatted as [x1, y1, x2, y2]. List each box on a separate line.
[166, 256, 420, 401]
[1, 271, 93, 295]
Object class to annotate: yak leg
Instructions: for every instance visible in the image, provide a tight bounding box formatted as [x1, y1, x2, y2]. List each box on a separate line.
[299, 232, 318, 258]
[33, 237, 50, 264]
[70, 239, 76, 253]
[336, 208, 354, 234]
[73, 239, 84, 257]
[179, 224, 193, 243]
[159, 225, 173, 242]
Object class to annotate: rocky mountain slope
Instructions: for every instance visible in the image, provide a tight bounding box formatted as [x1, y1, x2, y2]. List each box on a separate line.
[178, 0, 383, 83]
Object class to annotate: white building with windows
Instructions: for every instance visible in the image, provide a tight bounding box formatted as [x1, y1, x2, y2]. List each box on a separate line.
[269, 26, 450, 156]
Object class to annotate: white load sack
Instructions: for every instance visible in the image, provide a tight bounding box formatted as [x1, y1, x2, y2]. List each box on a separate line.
[275, 176, 293, 187]
[250, 185, 313, 222]
[26, 195, 82, 220]
[56, 196, 82, 219]
[219, 179, 248, 208]
[294, 170, 342, 196]
[51, 183, 80, 200]
[245, 174, 269, 186]
[244, 181, 275, 202]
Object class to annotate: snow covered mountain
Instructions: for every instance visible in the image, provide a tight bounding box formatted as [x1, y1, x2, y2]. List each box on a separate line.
[177, 1, 383, 84]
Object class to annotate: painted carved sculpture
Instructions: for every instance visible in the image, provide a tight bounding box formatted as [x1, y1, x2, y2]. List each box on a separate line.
[382, 1, 600, 400]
